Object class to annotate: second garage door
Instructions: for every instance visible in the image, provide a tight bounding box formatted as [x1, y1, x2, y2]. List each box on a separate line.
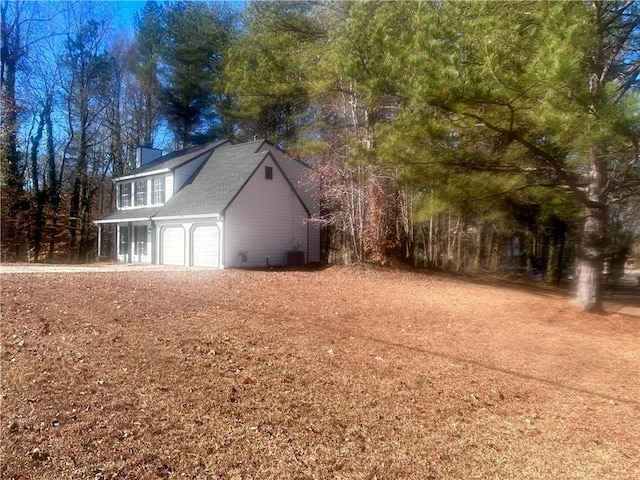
[162, 226, 185, 266]
[192, 224, 220, 267]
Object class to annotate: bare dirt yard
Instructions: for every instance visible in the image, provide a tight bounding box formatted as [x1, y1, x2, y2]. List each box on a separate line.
[1, 266, 639, 480]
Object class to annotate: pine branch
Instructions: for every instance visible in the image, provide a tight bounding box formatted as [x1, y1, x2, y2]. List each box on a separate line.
[434, 104, 592, 207]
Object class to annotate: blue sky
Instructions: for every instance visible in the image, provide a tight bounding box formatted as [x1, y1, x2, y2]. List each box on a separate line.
[107, 1, 147, 32]
[100, 1, 246, 35]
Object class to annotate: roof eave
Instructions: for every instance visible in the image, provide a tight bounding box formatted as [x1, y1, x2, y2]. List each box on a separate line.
[94, 216, 154, 224]
[153, 213, 222, 221]
[114, 168, 171, 182]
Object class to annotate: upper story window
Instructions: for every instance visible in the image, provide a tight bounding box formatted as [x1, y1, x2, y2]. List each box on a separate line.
[135, 180, 147, 206]
[265, 166, 273, 180]
[119, 183, 131, 208]
[152, 176, 165, 204]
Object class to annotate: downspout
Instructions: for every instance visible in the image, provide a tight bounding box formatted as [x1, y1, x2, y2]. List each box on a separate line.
[220, 216, 225, 268]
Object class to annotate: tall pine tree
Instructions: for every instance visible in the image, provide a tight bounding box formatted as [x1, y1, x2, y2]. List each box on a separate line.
[369, 0, 639, 312]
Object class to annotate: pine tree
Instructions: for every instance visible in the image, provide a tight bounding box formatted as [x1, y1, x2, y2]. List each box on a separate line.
[160, 1, 237, 148]
[370, 0, 639, 312]
[129, 0, 164, 149]
[224, 1, 321, 145]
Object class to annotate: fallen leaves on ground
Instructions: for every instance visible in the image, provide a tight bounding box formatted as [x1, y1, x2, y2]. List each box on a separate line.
[1, 266, 639, 479]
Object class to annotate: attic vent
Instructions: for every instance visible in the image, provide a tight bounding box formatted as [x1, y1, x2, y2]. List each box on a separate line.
[265, 166, 273, 180]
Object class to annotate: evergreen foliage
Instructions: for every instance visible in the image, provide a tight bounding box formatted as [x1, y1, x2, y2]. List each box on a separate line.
[160, 1, 237, 147]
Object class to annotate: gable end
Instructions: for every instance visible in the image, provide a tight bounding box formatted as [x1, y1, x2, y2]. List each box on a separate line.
[221, 152, 310, 217]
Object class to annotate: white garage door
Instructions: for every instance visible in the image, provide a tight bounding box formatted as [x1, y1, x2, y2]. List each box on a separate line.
[192, 225, 220, 267]
[162, 226, 185, 266]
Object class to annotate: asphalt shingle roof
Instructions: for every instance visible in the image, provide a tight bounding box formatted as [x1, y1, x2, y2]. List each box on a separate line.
[156, 146, 269, 217]
[96, 206, 164, 223]
[121, 139, 230, 177]
[97, 139, 302, 223]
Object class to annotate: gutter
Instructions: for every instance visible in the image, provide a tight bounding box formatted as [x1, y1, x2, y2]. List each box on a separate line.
[152, 213, 221, 221]
[94, 216, 155, 224]
[115, 168, 171, 182]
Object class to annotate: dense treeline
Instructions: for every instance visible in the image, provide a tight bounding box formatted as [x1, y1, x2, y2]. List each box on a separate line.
[1, 0, 639, 311]
[1, 0, 238, 262]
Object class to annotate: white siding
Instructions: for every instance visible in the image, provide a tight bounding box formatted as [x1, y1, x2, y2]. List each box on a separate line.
[265, 146, 320, 263]
[224, 157, 309, 268]
[266, 146, 319, 214]
[165, 174, 174, 201]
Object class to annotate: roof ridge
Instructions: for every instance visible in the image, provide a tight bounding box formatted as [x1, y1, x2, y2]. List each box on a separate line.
[155, 139, 225, 162]
[215, 138, 266, 152]
[119, 139, 230, 178]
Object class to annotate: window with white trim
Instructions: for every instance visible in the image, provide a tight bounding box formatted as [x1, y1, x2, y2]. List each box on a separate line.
[135, 180, 147, 206]
[119, 183, 131, 208]
[152, 177, 165, 204]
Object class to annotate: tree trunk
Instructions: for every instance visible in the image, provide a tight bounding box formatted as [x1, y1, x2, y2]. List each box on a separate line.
[575, 204, 606, 312]
[545, 218, 566, 285]
[473, 222, 484, 270]
[1, 1, 26, 260]
[29, 100, 51, 261]
[575, 149, 607, 313]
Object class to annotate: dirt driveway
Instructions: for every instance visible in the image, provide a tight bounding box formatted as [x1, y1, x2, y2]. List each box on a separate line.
[0, 262, 200, 274]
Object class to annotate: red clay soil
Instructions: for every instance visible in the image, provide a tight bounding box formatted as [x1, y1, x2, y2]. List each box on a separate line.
[1, 266, 639, 479]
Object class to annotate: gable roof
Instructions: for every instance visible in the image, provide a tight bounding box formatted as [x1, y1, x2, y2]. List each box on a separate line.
[118, 139, 230, 179]
[155, 148, 270, 218]
[96, 139, 311, 224]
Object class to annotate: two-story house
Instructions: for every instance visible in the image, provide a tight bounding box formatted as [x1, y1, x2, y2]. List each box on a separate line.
[95, 139, 320, 268]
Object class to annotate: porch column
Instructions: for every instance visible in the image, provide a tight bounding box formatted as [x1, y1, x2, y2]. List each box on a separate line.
[150, 222, 156, 264]
[156, 223, 162, 264]
[128, 221, 133, 263]
[184, 223, 193, 267]
[97, 224, 102, 258]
